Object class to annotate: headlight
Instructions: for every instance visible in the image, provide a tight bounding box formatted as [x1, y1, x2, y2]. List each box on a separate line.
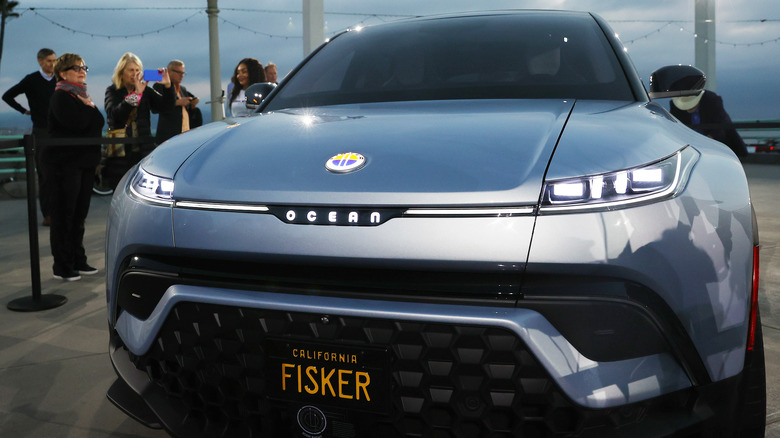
[129, 167, 174, 206]
[540, 146, 698, 213]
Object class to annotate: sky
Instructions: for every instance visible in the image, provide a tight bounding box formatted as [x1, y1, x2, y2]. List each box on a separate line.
[0, 0, 778, 133]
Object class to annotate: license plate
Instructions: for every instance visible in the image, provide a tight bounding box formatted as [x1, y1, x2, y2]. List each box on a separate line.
[266, 339, 391, 414]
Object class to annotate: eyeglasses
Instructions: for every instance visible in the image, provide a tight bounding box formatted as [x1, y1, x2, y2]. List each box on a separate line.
[170, 69, 186, 76]
[66, 65, 89, 73]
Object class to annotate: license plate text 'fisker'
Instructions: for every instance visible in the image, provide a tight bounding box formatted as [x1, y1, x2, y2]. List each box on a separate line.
[267, 339, 390, 413]
[281, 363, 371, 401]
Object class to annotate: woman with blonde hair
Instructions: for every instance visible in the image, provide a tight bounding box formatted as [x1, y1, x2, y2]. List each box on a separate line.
[103, 52, 175, 187]
[45, 53, 104, 281]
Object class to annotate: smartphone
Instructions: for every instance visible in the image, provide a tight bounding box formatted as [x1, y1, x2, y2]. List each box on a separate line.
[143, 69, 163, 82]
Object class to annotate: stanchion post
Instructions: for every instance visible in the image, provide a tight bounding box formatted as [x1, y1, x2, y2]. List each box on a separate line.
[7, 134, 67, 311]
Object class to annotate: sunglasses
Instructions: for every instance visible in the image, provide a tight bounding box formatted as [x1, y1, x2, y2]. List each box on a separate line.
[66, 65, 89, 73]
[170, 69, 186, 76]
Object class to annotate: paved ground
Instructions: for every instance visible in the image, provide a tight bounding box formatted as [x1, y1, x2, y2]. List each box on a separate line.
[0, 162, 778, 437]
[749, 163, 780, 436]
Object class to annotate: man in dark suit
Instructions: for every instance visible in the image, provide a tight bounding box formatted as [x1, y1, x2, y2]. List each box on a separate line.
[3, 48, 57, 225]
[153, 60, 201, 144]
[670, 89, 748, 157]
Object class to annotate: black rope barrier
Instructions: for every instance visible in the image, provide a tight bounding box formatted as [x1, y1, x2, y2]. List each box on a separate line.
[6, 133, 154, 312]
[5, 135, 60, 311]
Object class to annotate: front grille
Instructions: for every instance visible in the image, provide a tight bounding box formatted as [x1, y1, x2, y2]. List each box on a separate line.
[129, 301, 693, 437]
[115, 255, 522, 322]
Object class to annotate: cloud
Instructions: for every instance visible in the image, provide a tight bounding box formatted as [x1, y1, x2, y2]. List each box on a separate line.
[1, 0, 778, 132]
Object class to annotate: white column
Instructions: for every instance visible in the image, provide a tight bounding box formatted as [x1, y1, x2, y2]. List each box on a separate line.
[207, 0, 224, 121]
[303, 0, 324, 57]
[695, 0, 716, 91]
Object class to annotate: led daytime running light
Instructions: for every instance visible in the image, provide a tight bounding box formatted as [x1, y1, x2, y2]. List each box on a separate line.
[541, 147, 698, 212]
[129, 167, 174, 205]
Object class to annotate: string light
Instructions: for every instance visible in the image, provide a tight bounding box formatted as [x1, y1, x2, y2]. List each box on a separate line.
[30, 9, 202, 39]
[15, 8, 780, 46]
[620, 21, 675, 43]
[325, 15, 393, 37]
[220, 17, 301, 39]
[671, 24, 780, 47]
[21, 6, 415, 19]
[18, 7, 409, 41]
[614, 19, 780, 47]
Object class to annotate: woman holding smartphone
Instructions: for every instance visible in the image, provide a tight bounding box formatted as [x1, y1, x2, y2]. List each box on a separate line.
[104, 52, 175, 188]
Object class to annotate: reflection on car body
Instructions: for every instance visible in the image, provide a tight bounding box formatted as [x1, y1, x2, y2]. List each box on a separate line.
[105, 10, 765, 438]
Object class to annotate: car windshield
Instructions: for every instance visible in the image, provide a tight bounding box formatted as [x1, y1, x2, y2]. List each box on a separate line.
[264, 13, 634, 111]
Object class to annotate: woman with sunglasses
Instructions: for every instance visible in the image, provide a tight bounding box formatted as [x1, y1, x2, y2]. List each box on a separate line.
[44, 53, 105, 281]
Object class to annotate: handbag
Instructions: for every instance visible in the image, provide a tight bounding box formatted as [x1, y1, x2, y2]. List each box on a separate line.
[105, 128, 126, 158]
[105, 108, 137, 158]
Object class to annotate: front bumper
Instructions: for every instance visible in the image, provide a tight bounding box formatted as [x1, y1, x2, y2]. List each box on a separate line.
[108, 294, 747, 438]
[108, 277, 742, 438]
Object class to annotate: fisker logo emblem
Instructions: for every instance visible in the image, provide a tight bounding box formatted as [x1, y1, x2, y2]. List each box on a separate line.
[297, 405, 327, 436]
[325, 152, 366, 173]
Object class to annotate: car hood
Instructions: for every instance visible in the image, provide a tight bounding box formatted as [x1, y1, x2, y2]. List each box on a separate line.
[171, 100, 573, 206]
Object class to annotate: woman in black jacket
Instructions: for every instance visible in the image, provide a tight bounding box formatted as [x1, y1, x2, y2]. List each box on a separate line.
[45, 53, 105, 281]
[104, 52, 175, 187]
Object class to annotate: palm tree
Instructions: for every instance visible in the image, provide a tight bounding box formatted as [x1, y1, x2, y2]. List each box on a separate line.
[0, 0, 20, 73]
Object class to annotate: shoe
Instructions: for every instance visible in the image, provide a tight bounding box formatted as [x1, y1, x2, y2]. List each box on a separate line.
[53, 269, 81, 282]
[75, 263, 99, 275]
[42, 216, 51, 226]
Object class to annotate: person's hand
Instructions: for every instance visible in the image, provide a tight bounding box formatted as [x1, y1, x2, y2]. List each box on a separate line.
[176, 96, 192, 107]
[189, 97, 199, 108]
[159, 68, 172, 88]
[77, 94, 95, 107]
[134, 71, 147, 94]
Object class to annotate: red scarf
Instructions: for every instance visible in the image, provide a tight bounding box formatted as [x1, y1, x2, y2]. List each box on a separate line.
[55, 81, 89, 99]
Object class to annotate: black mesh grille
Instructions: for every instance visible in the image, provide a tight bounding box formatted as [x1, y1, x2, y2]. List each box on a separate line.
[129, 301, 693, 437]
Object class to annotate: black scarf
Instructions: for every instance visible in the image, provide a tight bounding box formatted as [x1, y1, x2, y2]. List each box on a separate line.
[55, 81, 89, 99]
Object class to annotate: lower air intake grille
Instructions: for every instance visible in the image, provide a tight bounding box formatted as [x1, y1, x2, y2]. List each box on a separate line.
[129, 301, 691, 437]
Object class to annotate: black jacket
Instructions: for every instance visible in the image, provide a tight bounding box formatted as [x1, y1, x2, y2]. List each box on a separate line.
[45, 87, 105, 168]
[104, 83, 175, 137]
[153, 83, 200, 143]
[670, 90, 748, 157]
[2, 71, 56, 129]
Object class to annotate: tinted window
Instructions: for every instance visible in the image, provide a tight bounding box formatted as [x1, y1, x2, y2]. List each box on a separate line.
[265, 13, 633, 111]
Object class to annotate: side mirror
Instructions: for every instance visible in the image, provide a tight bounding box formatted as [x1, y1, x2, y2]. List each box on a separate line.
[648, 65, 706, 99]
[245, 82, 277, 110]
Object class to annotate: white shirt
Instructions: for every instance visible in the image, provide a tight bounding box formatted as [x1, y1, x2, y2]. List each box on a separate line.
[230, 88, 252, 117]
[39, 68, 55, 81]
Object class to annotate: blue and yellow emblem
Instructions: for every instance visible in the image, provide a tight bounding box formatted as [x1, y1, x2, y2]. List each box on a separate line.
[325, 152, 366, 173]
